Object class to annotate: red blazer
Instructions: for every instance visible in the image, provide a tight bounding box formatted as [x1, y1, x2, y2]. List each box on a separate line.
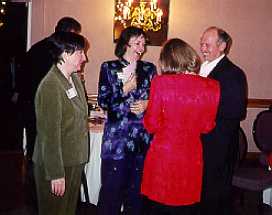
[141, 74, 220, 206]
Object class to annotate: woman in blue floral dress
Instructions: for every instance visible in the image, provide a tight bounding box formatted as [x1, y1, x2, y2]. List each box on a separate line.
[97, 26, 156, 215]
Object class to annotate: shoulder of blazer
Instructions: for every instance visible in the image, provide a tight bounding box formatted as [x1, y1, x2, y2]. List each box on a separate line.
[210, 56, 245, 78]
[139, 60, 156, 72]
[213, 56, 232, 72]
[38, 65, 71, 94]
[101, 59, 124, 70]
[52, 66, 68, 81]
[136, 60, 156, 77]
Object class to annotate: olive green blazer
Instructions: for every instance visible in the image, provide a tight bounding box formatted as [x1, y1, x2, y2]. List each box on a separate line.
[33, 65, 89, 180]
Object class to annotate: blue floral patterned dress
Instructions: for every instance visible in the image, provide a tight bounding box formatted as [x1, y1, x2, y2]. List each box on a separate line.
[98, 58, 156, 160]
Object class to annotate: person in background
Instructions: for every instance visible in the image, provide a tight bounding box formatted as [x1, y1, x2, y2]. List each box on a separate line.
[33, 32, 88, 215]
[97, 26, 156, 215]
[0, 55, 14, 150]
[199, 26, 247, 215]
[16, 16, 82, 161]
[141, 38, 220, 215]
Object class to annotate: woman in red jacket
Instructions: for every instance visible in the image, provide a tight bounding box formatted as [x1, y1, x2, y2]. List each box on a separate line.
[141, 38, 220, 215]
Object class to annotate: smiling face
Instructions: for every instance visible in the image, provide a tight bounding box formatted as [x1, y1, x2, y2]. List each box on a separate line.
[200, 28, 226, 62]
[125, 34, 146, 62]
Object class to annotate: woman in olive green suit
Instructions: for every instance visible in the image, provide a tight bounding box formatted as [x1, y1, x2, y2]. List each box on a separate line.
[33, 32, 88, 215]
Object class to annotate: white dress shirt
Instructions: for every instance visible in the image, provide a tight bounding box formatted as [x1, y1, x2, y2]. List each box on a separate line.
[199, 54, 225, 77]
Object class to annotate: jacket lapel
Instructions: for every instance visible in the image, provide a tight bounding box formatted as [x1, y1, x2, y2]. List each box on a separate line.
[71, 73, 87, 112]
[53, 66, 87, 113]
[208, 56, 228, 79]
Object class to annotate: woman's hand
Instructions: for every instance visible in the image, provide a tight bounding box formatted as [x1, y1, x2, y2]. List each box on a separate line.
[123, 74, 137, 95]
[130, 100, 148, 115]
[51, 177, 65, 197]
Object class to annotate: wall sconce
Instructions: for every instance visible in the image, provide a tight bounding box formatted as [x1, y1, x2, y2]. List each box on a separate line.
[114, 0, 170, 46]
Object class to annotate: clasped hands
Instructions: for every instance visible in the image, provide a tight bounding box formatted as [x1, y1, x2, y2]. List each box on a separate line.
[122, 74, 148, 115]
[130, 100, 148, 115]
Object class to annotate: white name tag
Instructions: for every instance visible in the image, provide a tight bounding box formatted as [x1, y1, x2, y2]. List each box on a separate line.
[117, 72, 131, 83]
[66, 87, 77, 99]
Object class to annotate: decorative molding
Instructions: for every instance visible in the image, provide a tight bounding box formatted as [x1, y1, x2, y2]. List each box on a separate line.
[247, 98, 272, 109]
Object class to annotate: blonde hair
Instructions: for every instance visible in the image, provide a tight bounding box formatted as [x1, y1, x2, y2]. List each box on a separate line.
[159, 38, 200, 74]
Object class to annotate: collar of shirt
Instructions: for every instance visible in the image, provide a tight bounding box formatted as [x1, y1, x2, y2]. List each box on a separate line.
[120, 58, 130, 68]
[199, 54, 225, 77]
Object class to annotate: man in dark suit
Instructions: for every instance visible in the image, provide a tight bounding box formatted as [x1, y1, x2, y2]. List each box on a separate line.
[199, 26, 247, 215]
[16, 17, 81, 161]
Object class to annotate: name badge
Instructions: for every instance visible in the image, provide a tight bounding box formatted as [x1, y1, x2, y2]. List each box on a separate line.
[66, 87, 77, 99]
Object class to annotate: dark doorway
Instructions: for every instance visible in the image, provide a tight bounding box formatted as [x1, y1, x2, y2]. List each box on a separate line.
[1, 1, 27, 56]
[0, 1, 28, 151]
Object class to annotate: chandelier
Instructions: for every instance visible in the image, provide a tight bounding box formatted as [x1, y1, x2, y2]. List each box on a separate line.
[114, 0, 163, 32]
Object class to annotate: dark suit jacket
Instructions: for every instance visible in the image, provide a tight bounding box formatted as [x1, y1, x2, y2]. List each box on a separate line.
[17, 37, 53, 103]
[201, 56, 247, 186]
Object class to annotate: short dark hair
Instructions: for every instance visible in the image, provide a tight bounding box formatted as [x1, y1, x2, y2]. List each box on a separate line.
[48, 32, 85, 64]
[159, 38, 201, 74]
[115, 26, 146, 58]
[55, 17, 81, 33]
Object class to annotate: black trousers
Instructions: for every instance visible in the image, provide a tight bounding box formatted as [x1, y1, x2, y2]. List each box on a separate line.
[200, 179, 233, 215]
[146, 199, 199, 215]
[97, 154, 144, 215]
[200, 135, 238, 215]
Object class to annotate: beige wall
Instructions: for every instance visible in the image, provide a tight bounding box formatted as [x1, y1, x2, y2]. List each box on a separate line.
[30, 0, 272, 151]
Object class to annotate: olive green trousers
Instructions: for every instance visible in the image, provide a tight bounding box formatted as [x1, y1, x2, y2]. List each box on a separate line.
[34, 164, 84, 215]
